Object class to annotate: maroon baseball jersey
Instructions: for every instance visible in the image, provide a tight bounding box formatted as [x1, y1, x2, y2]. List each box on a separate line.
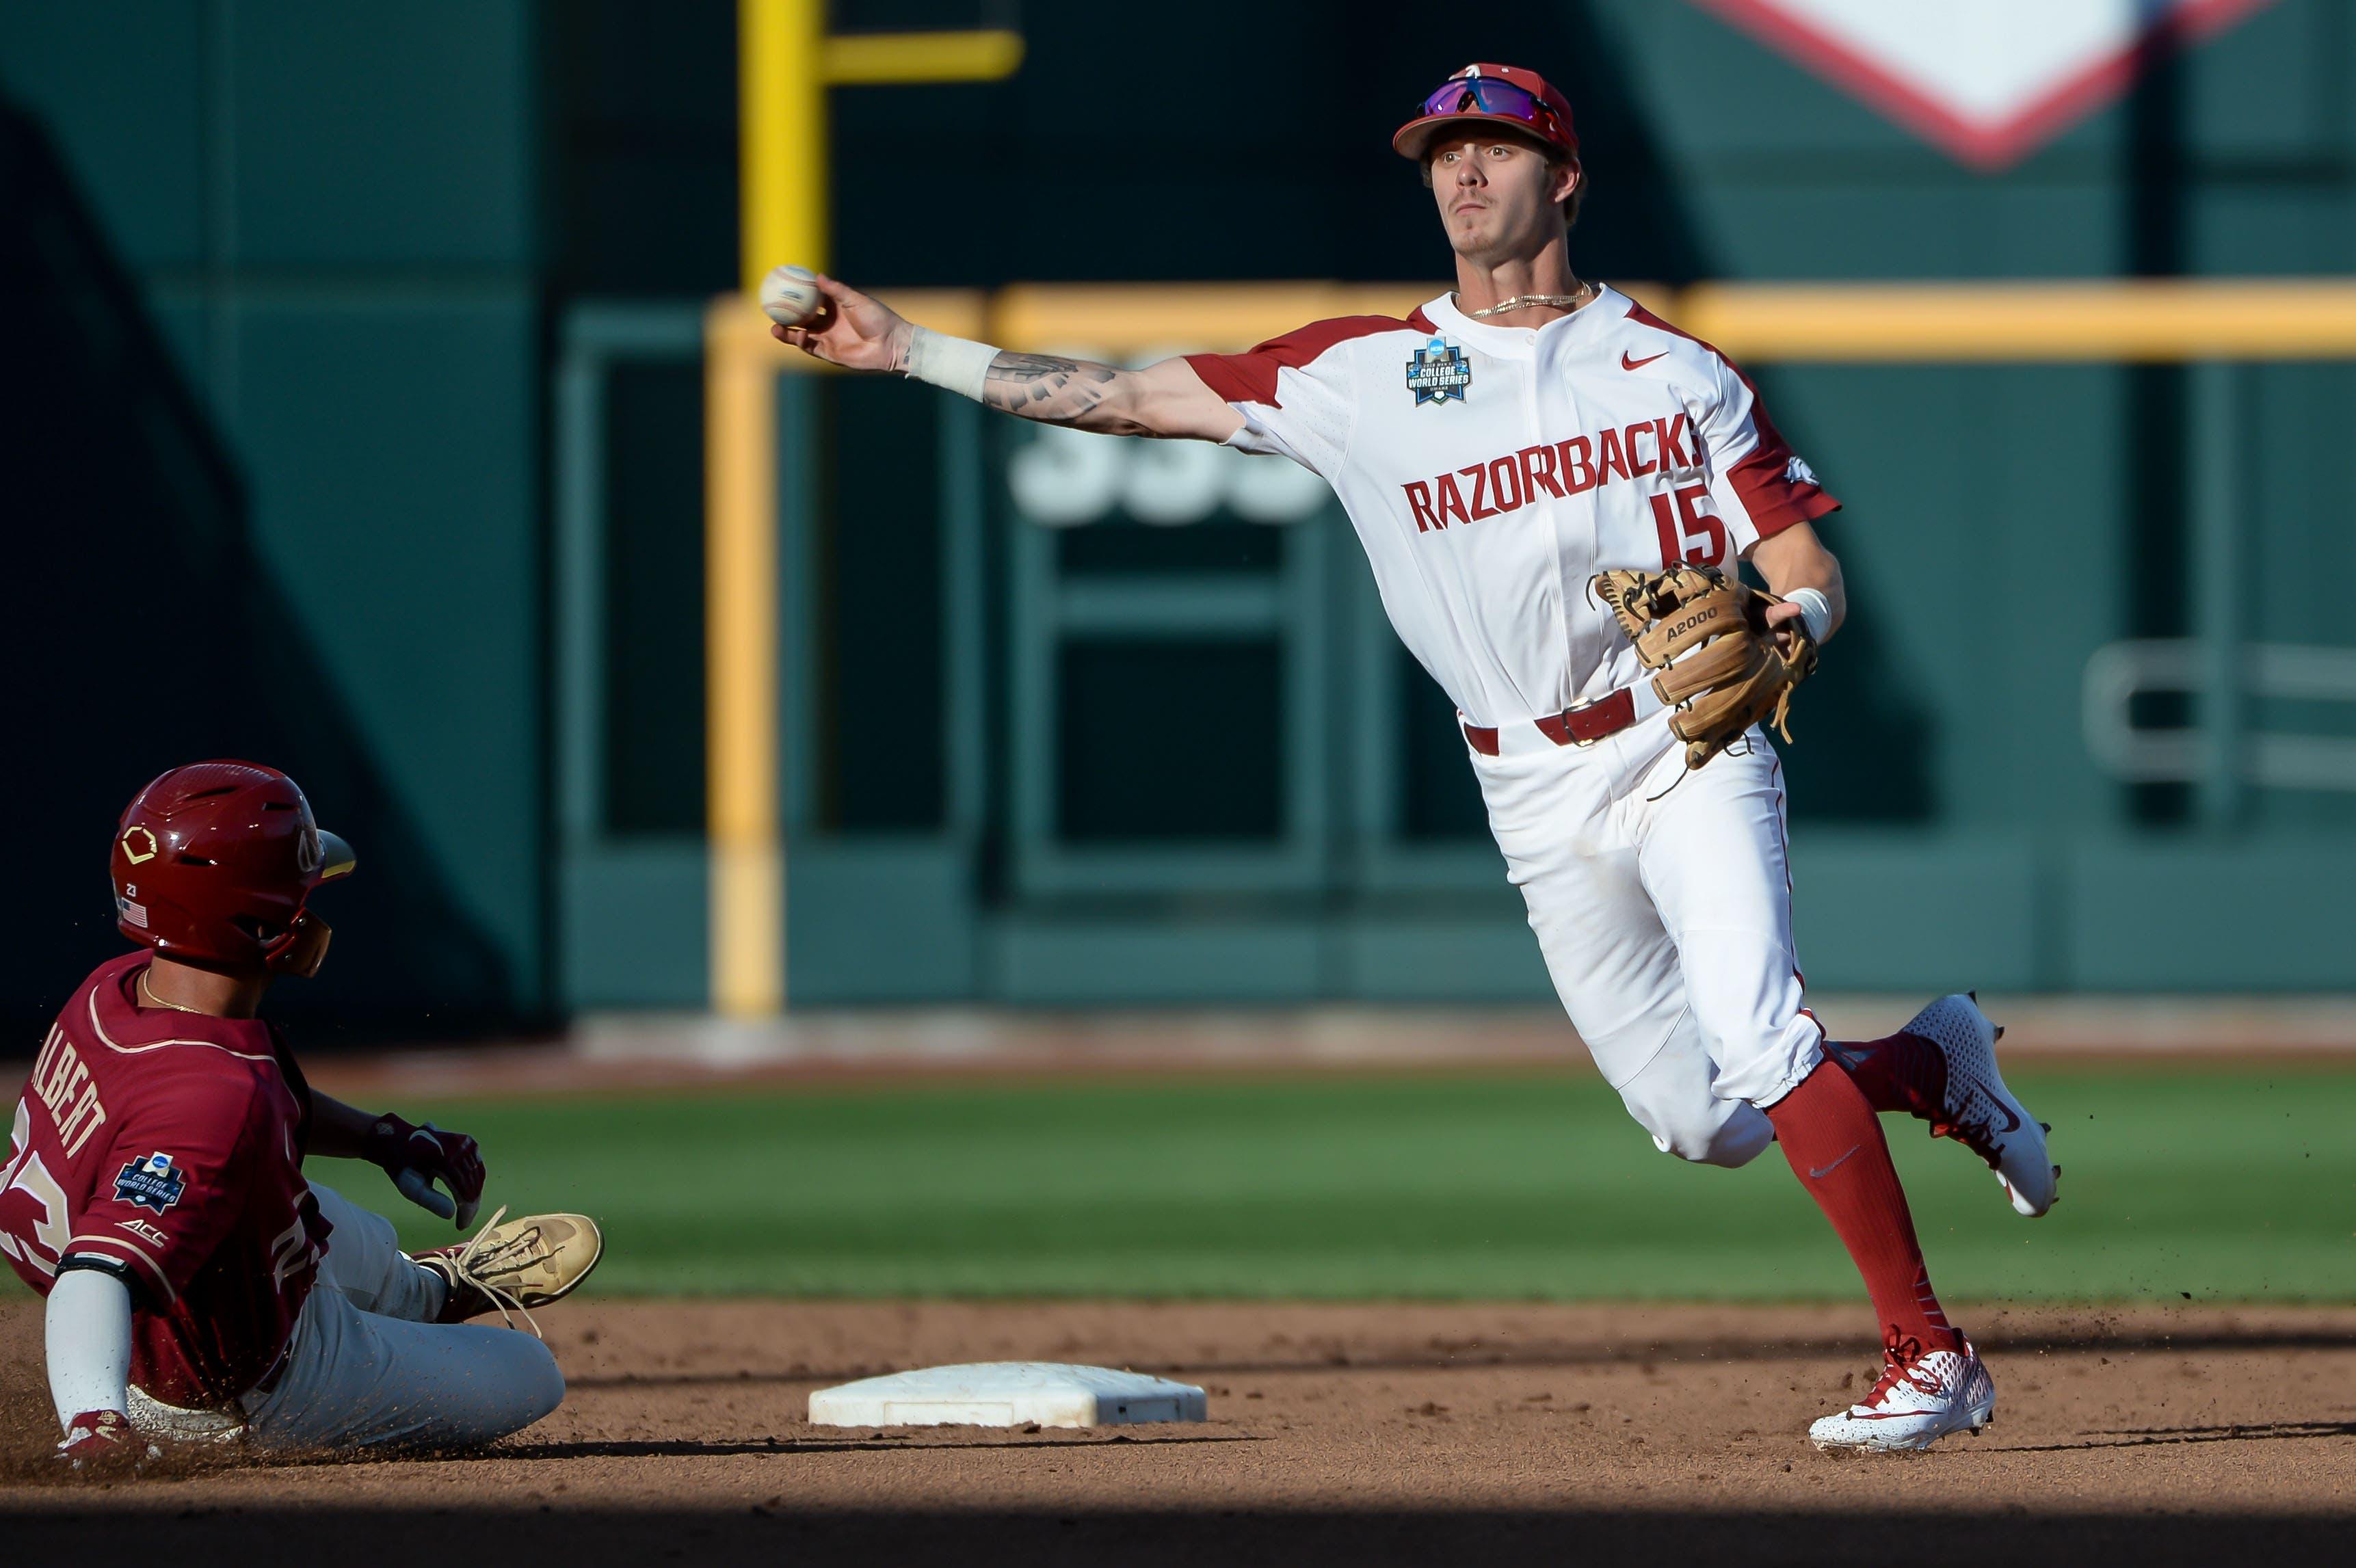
[0, 953, 331, 1407]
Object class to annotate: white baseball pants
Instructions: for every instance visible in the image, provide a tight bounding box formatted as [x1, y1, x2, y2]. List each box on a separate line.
[233, 1183, 564, 1450]
[1470, 710, 1823, 1167]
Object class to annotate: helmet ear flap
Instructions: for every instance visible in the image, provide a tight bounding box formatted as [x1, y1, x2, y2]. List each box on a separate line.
[268, 910, 333, 979]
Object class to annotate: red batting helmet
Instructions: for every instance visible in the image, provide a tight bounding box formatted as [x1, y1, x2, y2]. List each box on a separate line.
[1393, 64, 1578, 162]
[111, 761, 356, 979]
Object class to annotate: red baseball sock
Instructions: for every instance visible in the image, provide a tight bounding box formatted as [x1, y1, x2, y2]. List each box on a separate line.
[1765, 1061, 1959, 1353]
[1821, 1029, 1946, 1118]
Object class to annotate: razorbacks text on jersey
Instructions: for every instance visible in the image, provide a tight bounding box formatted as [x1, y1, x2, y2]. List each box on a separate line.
[1185, 287, 1838, 728]
[0, 952, 330, 1407]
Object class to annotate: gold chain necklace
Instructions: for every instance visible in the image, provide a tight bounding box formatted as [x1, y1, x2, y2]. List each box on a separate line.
[1463, 283, 1594, 319]
[138, 970, 206, 1015]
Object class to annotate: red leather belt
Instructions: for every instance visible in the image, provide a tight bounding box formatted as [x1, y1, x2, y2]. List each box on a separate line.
[1462, 687, 1637, 756]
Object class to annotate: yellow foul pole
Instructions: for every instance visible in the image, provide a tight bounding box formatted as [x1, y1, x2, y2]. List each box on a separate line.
[704, 298, 784, 1020]
[715, 1, 1022, 1017]
[709, 0, 821, 1018]
[741, 0, 826, 293]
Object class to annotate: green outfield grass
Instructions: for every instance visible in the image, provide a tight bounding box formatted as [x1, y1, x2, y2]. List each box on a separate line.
[326, 1063, 2356, 1305]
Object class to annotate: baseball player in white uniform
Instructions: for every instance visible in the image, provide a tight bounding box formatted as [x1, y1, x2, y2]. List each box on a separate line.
[778, 62, 2059, 1452]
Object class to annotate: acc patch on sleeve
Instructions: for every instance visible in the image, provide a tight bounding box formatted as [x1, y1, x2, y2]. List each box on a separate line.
[114, 1153, 187, 1214]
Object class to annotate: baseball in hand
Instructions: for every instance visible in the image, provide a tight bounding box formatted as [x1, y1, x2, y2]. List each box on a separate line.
[760, 264, 823, 327]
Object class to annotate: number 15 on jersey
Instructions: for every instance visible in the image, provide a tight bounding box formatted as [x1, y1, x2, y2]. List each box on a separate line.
[1650, 483, 1728, 568]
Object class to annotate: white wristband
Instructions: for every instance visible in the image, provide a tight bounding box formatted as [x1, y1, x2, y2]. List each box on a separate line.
[902, 326, 1000, 403]
[1787, 587, 1834, 645]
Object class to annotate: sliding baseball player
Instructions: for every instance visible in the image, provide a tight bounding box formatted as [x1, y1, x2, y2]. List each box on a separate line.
[7, 761, 603, 1465]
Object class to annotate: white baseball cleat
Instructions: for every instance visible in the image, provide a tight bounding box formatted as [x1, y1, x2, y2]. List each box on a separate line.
[1901, 992, 2058, 1217]
[1809, 1332, 1996, 1453]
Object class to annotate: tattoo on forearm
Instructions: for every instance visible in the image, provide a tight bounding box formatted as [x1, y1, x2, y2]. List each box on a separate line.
[983, 354, 1124, 427]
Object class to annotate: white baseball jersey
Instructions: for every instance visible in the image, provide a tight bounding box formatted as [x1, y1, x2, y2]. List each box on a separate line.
[1186, 287, 1838, 728]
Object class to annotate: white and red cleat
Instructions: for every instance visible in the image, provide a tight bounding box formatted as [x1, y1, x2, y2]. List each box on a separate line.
[1901, 993, 2058, 1217]
[1809, 1331, 1996, 1452]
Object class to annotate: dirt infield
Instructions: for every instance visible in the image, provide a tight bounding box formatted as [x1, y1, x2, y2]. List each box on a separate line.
[3, 1299, 2352, 1565]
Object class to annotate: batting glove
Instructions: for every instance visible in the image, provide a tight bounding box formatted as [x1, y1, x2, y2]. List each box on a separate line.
[364, 1114, 488, 1229]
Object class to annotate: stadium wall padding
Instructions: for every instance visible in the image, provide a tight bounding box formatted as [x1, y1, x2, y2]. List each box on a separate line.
[7, 0, 2354, 1021]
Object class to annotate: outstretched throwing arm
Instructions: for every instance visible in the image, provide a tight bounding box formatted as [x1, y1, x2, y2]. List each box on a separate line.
[776, 275, 1243, 442]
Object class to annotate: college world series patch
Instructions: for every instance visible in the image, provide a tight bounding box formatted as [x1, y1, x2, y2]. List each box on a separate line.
[115, 1152, 185, 1215]
[1405, 337, 1471, 406]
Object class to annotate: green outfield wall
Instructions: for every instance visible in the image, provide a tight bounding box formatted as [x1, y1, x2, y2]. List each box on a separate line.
[2, 3, 544, 1034]
[8, 1, 2355, 1026]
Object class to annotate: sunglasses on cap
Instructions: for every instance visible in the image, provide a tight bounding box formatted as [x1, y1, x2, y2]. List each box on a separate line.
[1414, 77, 1570, 146]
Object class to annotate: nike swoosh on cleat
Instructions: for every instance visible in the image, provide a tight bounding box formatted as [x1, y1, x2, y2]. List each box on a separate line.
[1809, 1144, 1862, 1180]
[1622, 349, 1667, 371]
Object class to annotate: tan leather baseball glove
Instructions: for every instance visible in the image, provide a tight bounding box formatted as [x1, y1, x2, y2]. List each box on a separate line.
[1592, 563, 1817, 769]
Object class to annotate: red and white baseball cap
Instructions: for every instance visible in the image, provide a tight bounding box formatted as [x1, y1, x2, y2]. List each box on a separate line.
[1393, 64, 1578, 161]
